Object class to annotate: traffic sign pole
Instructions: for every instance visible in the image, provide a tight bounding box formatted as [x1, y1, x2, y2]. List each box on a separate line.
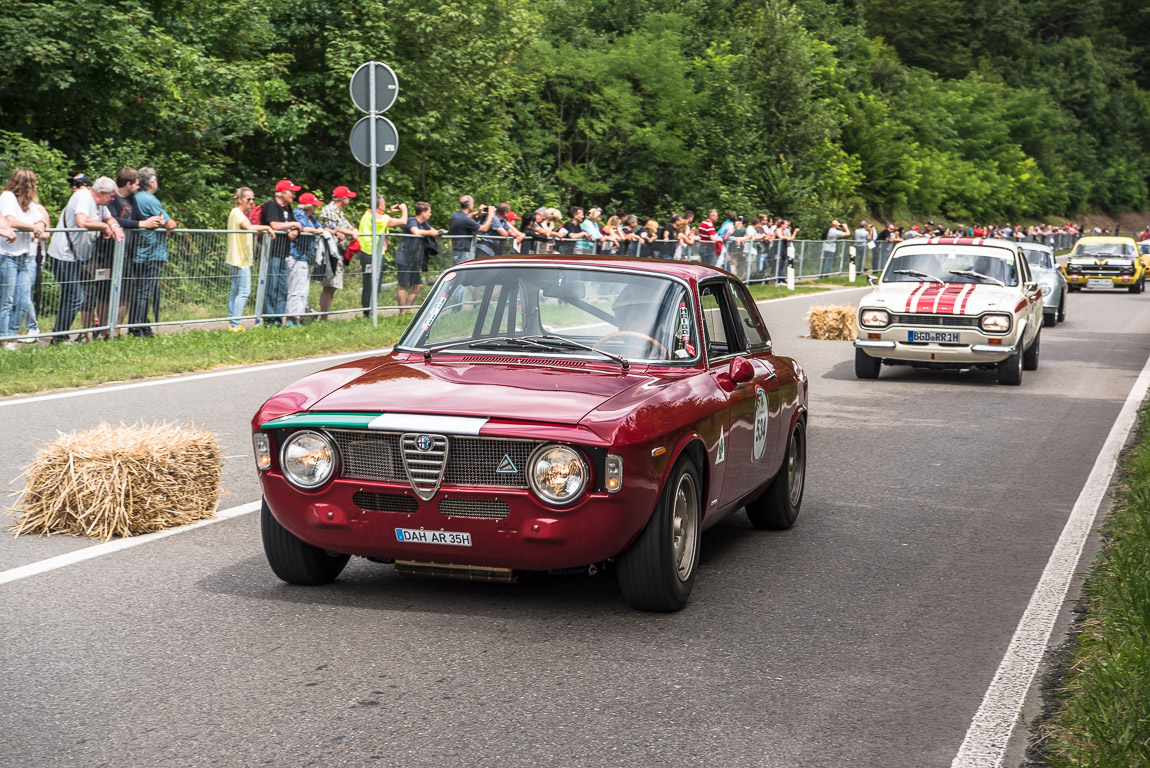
[369, 63, 378, 326]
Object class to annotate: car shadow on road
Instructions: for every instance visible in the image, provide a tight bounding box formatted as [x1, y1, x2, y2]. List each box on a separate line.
[195, 510, 768, 619]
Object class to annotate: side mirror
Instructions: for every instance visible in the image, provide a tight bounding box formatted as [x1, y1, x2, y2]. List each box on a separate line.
[1025, 281, 1038, 292]
[728, 356, 755, 384]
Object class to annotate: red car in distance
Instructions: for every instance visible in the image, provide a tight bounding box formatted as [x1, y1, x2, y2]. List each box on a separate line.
[252, 257, 809, 611]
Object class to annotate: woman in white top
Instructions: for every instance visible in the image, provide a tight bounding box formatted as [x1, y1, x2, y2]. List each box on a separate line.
[0, 168, 51, 347]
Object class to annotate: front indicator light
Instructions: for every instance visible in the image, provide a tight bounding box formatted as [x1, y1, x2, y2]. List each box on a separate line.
[605, 454, 623, 493]
[980, 314, 1011, 333]
[253, 433, 272, 470]
[529, 445, 588, 506]
[281, 430, 337, 489]
[860, 309, 890, 328]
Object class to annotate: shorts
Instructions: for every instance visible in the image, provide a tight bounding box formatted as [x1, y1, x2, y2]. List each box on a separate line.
[322, 258, 343, 290]
[397, 266, 423, 288]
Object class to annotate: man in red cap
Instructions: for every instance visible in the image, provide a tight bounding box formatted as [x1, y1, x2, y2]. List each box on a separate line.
[317, 185, 360, 318]
[258, 180, 303, 325]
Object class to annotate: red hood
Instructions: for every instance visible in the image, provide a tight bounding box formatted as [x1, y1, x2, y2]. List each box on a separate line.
[311, 356, 651, 425]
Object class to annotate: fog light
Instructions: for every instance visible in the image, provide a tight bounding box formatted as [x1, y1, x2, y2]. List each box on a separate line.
[253, 433, 272, 470]
[605, 454, 623, 493]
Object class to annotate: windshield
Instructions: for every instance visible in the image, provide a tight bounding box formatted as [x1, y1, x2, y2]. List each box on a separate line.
[1022, 247, 1054, 269]
[400, 266, 700, 363]
[1073, 242, 1136, 258]
[882, 249, 1020, 286]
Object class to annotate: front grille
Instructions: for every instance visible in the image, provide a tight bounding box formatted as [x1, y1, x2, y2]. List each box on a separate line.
[439, 498, 510, 519]
[353, 491, 418, 514]
[891, 314, 979, 328]
[329, 429, 540, 489]
[402, 434, 448, 500]
[1072, 267, 1125, 276]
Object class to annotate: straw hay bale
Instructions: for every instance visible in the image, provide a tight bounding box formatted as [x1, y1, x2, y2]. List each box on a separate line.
[9, 422, 223, 540]
[807, 305, 858, 340]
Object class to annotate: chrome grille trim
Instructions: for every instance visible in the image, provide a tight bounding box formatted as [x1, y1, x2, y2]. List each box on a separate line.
[439, 498, 510, 520]
[401, 434, 448, 501]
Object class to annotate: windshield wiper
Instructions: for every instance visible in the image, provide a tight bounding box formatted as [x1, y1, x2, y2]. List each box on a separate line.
[519, 334, 631, 371]
[892, 269, 945, 284]
[422, 336, 546, 361]
[949, 269, 1005, 287]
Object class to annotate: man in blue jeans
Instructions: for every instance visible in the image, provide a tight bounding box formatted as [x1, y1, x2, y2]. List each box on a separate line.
[129, 167, 178, 337]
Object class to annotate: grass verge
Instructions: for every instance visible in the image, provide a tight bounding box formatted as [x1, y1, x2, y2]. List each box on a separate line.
[1033, 409, 1150, 766]
[0, 276, 862, 397]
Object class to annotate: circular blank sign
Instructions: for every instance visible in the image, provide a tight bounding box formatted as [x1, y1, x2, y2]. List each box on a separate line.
[349, 115, 399, 167]
[349, 61, 399, 114]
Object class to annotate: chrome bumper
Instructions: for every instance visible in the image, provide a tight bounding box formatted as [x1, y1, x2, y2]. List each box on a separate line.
[971, 344, 1017, 354]
[853, 340, 896, 350]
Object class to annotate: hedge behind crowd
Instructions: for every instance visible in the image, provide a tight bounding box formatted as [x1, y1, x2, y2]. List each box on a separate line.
[3, 0, 1150, 233]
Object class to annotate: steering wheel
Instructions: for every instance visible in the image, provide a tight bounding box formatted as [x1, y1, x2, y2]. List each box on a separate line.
[593, 331, 669, 358]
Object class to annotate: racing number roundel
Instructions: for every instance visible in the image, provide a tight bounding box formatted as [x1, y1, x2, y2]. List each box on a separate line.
[753, 386, 769, 462]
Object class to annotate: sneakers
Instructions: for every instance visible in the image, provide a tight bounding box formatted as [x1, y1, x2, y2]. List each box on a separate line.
[18, 330, 39, 344]
[228, 326, 245, 333]
[283, 320, 297, 328]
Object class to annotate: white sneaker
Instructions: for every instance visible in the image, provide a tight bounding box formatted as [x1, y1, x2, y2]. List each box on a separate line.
[18, 331, 39, 344]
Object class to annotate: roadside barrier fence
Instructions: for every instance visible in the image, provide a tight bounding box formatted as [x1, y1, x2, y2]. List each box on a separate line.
[0, 228, 1087, 344]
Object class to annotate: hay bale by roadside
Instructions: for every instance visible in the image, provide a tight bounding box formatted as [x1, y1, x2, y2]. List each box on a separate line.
[9, 422, 223, 540]
[807, 305, 858, 340]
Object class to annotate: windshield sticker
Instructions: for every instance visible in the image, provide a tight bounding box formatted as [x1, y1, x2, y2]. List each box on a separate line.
[753, 386, 769, 462]
[421, 291, 452, 332]
[678, 301, 696, 357]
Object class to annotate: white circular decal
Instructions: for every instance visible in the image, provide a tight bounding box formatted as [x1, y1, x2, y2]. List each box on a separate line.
[753, 386, 769, 462]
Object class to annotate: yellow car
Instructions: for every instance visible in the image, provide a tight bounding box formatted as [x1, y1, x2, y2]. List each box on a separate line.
[1062, 236, 1145, 293]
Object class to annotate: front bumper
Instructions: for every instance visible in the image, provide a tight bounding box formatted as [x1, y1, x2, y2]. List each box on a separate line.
[854, 329, 1018, 364]
[1064, 273, 1139, 287]
[260, 474, 656, 571]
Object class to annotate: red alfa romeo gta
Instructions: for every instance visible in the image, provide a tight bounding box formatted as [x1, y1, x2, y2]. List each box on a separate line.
[252, 257, 809, 611]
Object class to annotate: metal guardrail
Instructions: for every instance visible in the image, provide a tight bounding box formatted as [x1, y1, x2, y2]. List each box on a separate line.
[0, 227, 1094, 343]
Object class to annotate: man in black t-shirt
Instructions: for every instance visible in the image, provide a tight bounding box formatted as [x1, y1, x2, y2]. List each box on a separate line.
[396, 201, 439, 313]
[448, 195, 495, 263]
[653, 214, 680, 260]
[259, 180, 302, 324]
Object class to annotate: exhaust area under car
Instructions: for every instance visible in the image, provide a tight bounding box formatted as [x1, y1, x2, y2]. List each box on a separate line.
[395, 560, 518, 584]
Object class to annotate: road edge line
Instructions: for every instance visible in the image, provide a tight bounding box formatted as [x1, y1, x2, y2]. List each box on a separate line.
[0, 501, 261, 586]
[950, 350, 1150, 766]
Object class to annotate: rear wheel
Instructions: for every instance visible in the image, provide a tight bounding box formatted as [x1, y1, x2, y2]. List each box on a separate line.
[854, 348, 881, 379]
[998, 347, 1023, 385]
[746, 419, 807, 530]
[261, 499, 350, 585]
[617, 455, 702, 612]
[1023, 331, 1040, 371]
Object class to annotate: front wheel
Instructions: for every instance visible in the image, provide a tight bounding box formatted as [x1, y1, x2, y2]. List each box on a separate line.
[1058, 292, 1067, 323]
[998, 348, 1023, 385]
[617, 455, 702, 612]
[1023, 331, 1040, 371]
[745, 418, 807, 530]
[854, 348, 881, 379]
[261, 500, 350, 585]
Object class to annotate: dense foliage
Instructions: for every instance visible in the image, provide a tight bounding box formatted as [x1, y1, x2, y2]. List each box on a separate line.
[3, 0, 1150, 230]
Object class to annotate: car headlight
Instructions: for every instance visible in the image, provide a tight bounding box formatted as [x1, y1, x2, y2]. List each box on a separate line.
[1039, 281, 1056, 298]
[980, 313, 1011, 333]
[280, 430, 337, 489]
[859, 309, 890, 328]
[529, 444, 588, 506]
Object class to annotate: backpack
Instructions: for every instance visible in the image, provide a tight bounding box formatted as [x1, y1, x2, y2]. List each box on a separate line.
[248, 203, 264, 226]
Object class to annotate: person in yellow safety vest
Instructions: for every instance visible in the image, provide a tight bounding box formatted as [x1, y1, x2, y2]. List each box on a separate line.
[357, 197, 407, 315]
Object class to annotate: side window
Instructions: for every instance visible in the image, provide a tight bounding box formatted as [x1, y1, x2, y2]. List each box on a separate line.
[731, 285, 771, 352]
[699, 283, 731, 358]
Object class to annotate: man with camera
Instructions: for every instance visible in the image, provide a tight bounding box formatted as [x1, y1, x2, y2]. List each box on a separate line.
[448, 195, 496, 264]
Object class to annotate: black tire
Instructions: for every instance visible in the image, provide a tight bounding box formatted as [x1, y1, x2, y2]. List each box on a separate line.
[261, 499, 350, 585]
[1043, 311, 1056, 327]
[854, 348, 881, 379]
[1129, 282, 1141, 294]
[1023, 330, 1040, 371]
[998, 347, 1023, 385]
[1068, 284, 1081, 292]
[617, 455, 702, 612]
[745, 418, 807, 530]
[1058, 292, 1066, 323]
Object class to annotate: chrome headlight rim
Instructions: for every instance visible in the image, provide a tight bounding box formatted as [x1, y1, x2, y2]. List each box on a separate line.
[527, 443, 590, 507]
[279, 429, 339, 490]
[859, 308, 891, 329]
[979, 312, 1013, 334]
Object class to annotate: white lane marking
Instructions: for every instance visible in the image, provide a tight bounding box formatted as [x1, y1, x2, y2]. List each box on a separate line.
[0, 348, 394, 409]
[951, 351, 1150, 767]
[0, 501, 260, 586]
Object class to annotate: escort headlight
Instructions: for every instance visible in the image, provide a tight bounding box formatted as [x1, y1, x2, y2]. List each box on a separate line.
[980, 313, 1012, 333]
[529, 444, 588, 506]
[859, 309, 891, 328]
[280, 430, 337, 489]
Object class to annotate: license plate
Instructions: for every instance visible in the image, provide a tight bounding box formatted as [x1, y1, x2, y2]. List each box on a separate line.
[908, 330, 959, 343]
[395, 528, 472, 547]
[1087, 278, 1113, 289]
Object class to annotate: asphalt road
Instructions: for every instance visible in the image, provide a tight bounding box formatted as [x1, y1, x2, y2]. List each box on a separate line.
[2, 284, 1146, 767]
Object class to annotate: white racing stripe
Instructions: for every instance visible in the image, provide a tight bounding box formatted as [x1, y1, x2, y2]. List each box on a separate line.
[951, 350, 1150, 767]
[0, 501, 260, 586]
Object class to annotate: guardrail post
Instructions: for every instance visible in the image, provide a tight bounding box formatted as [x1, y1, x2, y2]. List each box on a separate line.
[107, 235, 126, 336]
[848, 246, 857, 283]
[253, 235, 271, 326]
[786, 244, 796, 290]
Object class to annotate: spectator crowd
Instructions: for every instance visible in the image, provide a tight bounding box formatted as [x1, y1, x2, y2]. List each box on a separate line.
[0, 165, 1112, 347]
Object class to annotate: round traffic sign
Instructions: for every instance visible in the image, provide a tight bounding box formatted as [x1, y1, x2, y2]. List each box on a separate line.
[349, 62, 399, 114]
[349, 115, 399, 168]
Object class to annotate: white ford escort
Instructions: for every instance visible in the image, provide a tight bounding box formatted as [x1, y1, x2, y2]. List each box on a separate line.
[854, 237, 1043, 385]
